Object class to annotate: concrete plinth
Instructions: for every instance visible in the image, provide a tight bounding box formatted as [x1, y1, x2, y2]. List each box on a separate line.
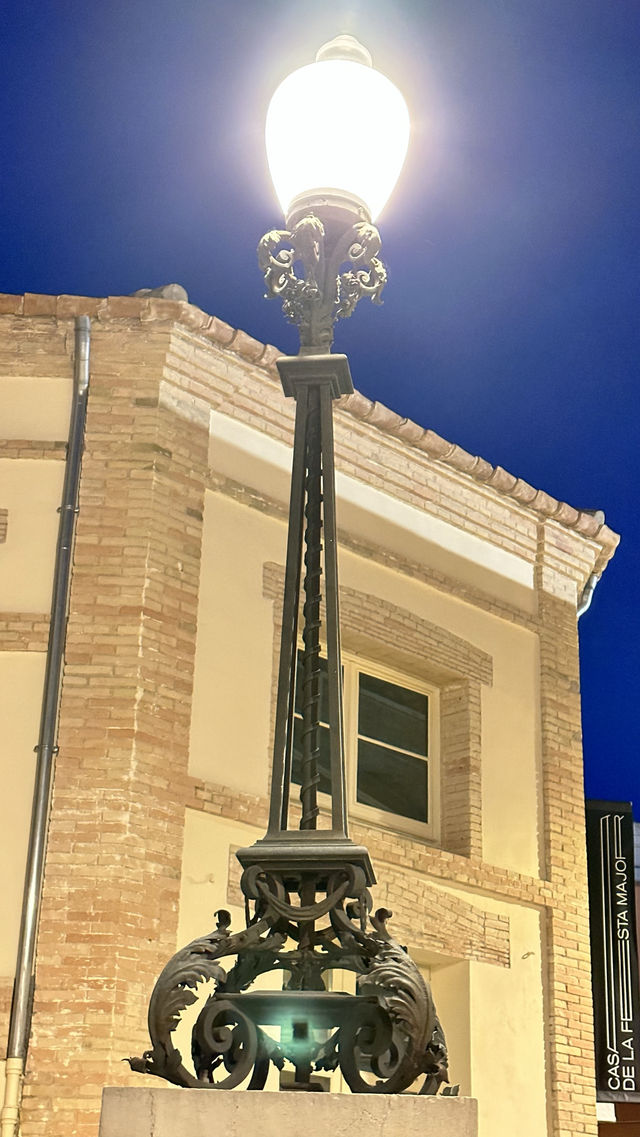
[99, 1087, 477, 1137]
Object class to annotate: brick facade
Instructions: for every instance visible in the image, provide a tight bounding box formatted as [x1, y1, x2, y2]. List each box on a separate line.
[0, 294, 619, 1137]
[2, 317, 209, 1136]
[0, 615, 50, 652]
[537, 584, 598, 1135]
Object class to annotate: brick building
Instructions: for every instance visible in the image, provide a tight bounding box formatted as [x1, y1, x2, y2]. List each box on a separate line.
[0, 291, 619, 1135]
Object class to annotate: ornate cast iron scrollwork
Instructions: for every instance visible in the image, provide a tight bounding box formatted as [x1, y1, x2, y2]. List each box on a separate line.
[258, 214, 387, 352]
[129, 886, 450, 1094]
[130, 342, 453, 1095]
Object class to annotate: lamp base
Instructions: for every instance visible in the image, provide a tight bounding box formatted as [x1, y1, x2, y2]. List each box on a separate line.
[285, 189, 371, 231]
[236, 831, 376, 887]
[101, 1087, 476, 1136]
[128, 849, 450, 1095]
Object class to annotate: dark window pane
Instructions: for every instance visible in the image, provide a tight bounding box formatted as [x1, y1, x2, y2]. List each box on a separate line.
[294, 652, 330, 723]
[358, 673, 427, 756]
[292, 717, 332, 796]
[356, 739, 428, 823]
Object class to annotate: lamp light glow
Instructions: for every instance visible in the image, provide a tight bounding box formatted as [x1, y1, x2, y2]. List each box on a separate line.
[265, 36, 410, 222]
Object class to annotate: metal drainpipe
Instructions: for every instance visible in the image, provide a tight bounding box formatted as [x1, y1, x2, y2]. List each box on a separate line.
[578, 572, 600, 618]
[0, 316, 91, 1137]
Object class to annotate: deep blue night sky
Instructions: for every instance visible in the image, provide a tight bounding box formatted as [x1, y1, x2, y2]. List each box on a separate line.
[2, 1, 639, 810]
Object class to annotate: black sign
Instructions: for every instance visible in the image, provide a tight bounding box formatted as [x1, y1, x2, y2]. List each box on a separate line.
[586, 801, 640, 1101]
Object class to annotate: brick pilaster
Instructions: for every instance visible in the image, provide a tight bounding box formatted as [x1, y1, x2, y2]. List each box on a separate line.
[20, 324, 209, 1137]
[537, 524, 598, 1137]
[440, 680, 482, 858]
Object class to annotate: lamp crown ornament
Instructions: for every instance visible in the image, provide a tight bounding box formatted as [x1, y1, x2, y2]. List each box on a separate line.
[130, 34, 453, 1096]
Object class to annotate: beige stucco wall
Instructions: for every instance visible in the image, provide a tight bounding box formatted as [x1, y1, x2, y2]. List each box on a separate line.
[0, 375, 71, 441]
[190, 488, 541, 878]
[430, 959, 472, 1094]
[0, 453, 63, 982]
[178, 810, 255, 944]
[0, 459, 64, 612]
[189, 491, 287, 793]
[0, 653, 44, 975]
[468, 902, 547, 1137]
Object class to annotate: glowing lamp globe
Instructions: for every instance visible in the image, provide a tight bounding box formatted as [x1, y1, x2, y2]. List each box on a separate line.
[265, 34, 410, 224]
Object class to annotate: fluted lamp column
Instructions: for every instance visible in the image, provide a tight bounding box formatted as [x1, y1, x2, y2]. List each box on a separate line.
[131, 34, 451, 1097]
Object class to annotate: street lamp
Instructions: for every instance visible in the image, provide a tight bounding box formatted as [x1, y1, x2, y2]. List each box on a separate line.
[259, 33, 409, 354]
[131, 34, 449, 1095]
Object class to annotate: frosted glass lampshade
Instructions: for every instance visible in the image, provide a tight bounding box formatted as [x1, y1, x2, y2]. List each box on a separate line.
[265, 37, 410, 222]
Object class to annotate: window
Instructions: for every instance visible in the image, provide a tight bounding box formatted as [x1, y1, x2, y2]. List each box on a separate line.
[292, 652, 438, 839]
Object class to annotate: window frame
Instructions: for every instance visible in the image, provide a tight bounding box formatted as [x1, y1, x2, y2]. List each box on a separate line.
[344, 653, 439, 842]
[292, 649, 440, 842]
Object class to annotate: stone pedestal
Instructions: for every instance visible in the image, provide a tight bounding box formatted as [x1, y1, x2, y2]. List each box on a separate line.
[99, 1088, 477, 1137]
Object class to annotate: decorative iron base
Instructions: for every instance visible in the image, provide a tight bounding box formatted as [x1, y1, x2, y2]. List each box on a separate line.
[128, 856, 450, 1094]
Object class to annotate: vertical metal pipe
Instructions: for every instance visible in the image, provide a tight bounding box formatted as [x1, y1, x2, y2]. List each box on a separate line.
[1, 317, 90, 1133]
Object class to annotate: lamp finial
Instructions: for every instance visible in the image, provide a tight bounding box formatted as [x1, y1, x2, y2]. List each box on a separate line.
[315, 34, 372, 66]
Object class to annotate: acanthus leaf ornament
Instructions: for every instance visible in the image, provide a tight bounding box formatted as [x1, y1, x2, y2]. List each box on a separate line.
[129, 873, 451, 1094]
[258, 214, 387, 352]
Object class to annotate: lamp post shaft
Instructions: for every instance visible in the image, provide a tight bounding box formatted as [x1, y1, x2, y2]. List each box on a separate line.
[268, 361, 351, 838]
